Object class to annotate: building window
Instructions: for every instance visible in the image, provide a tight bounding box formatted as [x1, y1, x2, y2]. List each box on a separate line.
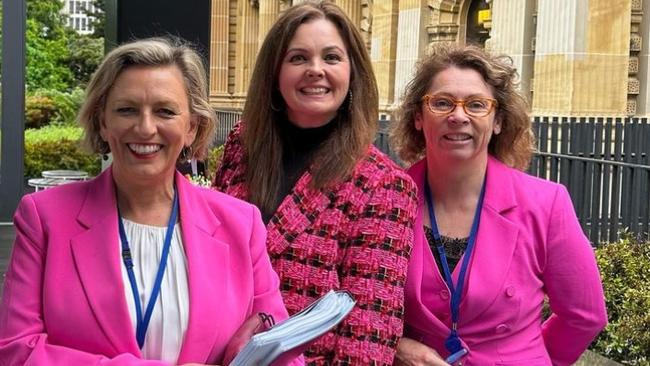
[69, 1, 74, 13]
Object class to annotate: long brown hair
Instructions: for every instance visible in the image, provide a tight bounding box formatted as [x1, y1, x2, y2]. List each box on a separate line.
[243, 1, 378, 213]
[391, 43, 534, 170]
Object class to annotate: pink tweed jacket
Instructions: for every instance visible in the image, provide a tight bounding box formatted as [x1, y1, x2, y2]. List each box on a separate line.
[213, 122, 418, 365]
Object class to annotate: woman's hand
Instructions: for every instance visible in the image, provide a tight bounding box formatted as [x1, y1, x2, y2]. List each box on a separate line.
[394, 337, 450, 366]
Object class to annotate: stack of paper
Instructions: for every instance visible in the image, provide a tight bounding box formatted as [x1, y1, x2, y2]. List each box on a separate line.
[229, 290, 356, 366]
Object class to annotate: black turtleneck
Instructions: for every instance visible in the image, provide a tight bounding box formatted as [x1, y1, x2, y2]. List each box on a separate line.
[261, 116, 337, 223]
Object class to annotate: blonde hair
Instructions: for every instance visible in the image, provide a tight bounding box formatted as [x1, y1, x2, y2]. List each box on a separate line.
[78, 37, 216, 160]
[242, 1, 379, 213]
[391, 43, 534, 170]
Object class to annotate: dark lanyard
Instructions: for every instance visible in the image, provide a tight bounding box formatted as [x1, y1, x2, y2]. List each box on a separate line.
[117, 189, 179, 349]
[424, 177, 485, 361]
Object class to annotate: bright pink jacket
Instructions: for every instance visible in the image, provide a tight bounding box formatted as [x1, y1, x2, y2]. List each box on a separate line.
[404, 157, 607, 366]
[0, 168, 301, 365]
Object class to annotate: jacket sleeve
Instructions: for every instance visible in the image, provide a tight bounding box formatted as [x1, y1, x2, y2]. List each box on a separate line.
[212, 122, 244, 194]
[247, 205, 304, 366]
[328, 170, 417, 365]
[541, 185, 607, 366]
[0, 195, 169, 366]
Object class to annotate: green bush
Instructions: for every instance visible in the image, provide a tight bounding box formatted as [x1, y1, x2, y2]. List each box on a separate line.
[25, 94, 58, 129]
[206, 145, 225, 181]
[25, 88, 85, 128]
[592, 233, 650, 365]
[25, 125, 100, 178]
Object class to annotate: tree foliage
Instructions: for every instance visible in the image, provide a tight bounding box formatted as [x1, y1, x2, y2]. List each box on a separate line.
[68, 35, 104, 87]
[84, 0, 106, 39]
[25, 0, 105, 91]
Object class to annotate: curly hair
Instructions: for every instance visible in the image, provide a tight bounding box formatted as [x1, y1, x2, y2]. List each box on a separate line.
[390, 43, 534, 170]
[78, 37, 216, 161]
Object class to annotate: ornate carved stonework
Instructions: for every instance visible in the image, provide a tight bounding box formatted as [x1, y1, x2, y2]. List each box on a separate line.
[628, 1, 642, 116]
[427, 24, 460, 42]
[361, 0, 372, 49]
[427, 0, 462, 43]
[628, 78, 640, 94]
[627, 99, 637, 115]
[280, 0, 291, 12]
[629, 56, 639, 75]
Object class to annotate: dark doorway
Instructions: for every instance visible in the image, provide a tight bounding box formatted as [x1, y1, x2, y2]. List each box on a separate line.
[466, 0, 491, 47]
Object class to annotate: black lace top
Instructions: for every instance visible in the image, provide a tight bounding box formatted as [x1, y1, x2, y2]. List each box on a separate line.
[424, 225, 469, 276]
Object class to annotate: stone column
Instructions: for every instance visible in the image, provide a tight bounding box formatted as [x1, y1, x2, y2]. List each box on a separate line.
[371, 0, 399, 114]
[209, 0, 230, 104]
[335, 0, 362, 27]
[489, 0, 536, 102]
[635, 0, 649, 115]
[533, 0, 631, 116]
[233, 0, 259, 108]
[393, 0, 429, 108]
[258, 0, 280, 49]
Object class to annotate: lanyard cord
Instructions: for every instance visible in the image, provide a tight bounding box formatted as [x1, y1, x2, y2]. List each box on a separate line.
[118, 189, 179, 349]
[424, 176, 485, 353]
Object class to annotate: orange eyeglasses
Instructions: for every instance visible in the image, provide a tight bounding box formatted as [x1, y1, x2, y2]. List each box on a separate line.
[422, 94, 498, 117]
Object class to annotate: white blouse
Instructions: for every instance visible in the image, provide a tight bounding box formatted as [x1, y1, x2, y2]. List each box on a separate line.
[119, 219, 189, 363]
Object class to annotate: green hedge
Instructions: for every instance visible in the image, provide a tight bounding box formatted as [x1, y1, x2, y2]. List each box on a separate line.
[25, 88, 85, 128]
[206, 145, 225, 181]
[24, 125, 100, 178]
[592, 234, 650, 365]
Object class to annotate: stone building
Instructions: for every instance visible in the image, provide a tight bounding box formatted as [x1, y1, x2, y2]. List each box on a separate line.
[208, 0, 650, 117]
[61, 0, 98, 35]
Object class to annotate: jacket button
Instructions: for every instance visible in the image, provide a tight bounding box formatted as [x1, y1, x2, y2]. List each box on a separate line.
[506, 286, 516, 297]
[440, 290, 450, 300]
[496, 324, 509, 333]
[28, 336, 39, 347]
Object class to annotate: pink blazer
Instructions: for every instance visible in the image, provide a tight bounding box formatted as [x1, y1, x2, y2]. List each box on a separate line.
[404, 157, 607, 366]
[0, 168, 301, 365]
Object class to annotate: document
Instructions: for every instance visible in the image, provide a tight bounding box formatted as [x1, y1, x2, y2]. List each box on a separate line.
[229, 290, 356, 366]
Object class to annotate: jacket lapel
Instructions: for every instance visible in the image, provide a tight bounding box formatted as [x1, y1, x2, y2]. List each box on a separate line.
[407, 160, 455, 334]
[70, 168, 141, 355]
[265, 170, 331, 256]
[460, 157, 519, 325]
[407, 157, 521, 331]
[175, 172, 229, 364]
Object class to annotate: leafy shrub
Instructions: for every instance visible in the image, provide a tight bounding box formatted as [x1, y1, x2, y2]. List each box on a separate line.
[206, 145, 225, 182]
[25, 94, 58, 129]
[25, 88, 85, 128]
[24, 125, 100, 178]
[592, 234, 650, 365]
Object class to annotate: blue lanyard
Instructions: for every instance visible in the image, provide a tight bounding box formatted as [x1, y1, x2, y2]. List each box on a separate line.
[117, 189, 179, 349]
[424, 176, 485, 360]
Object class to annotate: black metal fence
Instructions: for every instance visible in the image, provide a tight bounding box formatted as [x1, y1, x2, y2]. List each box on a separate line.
[529, 116, 650, 245]
[215, 111, 650, 245]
